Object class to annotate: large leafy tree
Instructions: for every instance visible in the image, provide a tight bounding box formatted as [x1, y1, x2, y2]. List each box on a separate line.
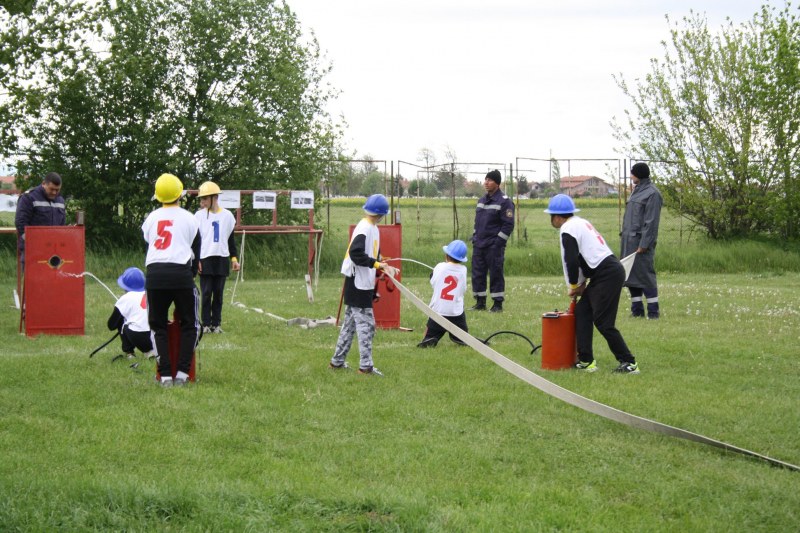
[614, 3, 799, 239]
[0, 0, 341, 245]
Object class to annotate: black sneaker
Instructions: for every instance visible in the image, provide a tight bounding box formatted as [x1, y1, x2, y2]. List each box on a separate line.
[417, 337, 438, 348]
[329, 362, 351, 371]
[613, 362, 640, 374]
[489, 302, 503, 313]
[574, 360, 598, 373]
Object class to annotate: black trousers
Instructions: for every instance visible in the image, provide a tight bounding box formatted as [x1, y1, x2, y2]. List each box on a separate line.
[575, 258, 634, 364]
[200, 274, 227, 327]
[120, 325, 153, 354]
[471, 245, 506, 301]
[421, 313, 469, 345]
[147, 286, 200, 375]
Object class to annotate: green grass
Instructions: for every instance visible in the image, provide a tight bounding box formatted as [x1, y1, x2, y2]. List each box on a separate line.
[1, 272, 799, 531]
[3, 199, 799, 280]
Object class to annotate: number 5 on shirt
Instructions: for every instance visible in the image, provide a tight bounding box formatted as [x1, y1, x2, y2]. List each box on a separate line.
[155, 220, 173, 249]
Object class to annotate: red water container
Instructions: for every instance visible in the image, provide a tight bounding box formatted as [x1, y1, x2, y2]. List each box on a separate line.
[540, 301, 577, 370]
[155, 315, 197, 382]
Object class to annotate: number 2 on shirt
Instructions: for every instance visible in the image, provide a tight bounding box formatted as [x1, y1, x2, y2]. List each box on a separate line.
[154, 220, 173, 249]
[585, 222, 605, 245]
[440, 275, 458, 301]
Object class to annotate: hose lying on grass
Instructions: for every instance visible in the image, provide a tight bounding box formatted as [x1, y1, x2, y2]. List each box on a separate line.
[386, 272, 799, 473]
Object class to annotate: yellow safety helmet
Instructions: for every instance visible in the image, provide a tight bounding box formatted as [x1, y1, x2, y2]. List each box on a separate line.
[197, 181, 221, 198]
[154, 173, 184, 203]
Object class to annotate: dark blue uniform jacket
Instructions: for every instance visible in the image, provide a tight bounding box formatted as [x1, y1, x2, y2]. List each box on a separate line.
[15, 185, 66, 251]
[472, 191, 515, 248]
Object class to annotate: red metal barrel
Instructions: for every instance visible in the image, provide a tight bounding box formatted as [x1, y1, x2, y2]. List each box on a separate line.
[155, 315, 197, 382]
[540, 301, 577, 370]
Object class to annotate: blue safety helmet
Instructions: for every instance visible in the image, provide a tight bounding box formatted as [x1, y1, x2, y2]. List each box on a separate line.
[442, 239, 468, 263]
[543, 194, 580, 214]
[117, 267, 145, 292]
[363, 194, 389, 216]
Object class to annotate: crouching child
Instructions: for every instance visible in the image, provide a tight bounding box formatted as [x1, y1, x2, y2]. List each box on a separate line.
[107, 267, 154, 360]
[418, 239, 469, 348]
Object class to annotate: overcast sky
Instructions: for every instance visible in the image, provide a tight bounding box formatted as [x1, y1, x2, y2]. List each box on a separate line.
[286, 0, 771, 180]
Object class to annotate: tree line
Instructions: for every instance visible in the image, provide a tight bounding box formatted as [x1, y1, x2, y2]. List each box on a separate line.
[2, 1, 798, 242]
[614, 2, 800, 239]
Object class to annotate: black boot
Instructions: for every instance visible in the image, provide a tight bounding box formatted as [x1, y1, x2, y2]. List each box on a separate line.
[489, 300, 503, 313]
[469, 297, 487, 311]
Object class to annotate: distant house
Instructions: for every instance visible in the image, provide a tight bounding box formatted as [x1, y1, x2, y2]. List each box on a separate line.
[0, 175, 17, 190]
[559, 175, 616, 197]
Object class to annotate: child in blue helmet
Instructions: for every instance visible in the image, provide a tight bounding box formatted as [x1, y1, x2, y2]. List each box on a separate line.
[330, 194, 398, 376]
[107, 267, 154, 360]
[417, 239, 470, 348]
[545, 194, 639, 374]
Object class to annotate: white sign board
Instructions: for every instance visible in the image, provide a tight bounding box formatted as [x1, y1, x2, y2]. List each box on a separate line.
[218, 190, 241, 209]
[290, 190, 314, 210]
[252, 191, 277, 210]
[0, 194, 18, 213]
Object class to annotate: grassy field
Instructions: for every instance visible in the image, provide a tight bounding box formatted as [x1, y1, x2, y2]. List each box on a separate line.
[1, 271, 799, 531]
[3, 198, 800, 280]
[314, 198, 800, 277]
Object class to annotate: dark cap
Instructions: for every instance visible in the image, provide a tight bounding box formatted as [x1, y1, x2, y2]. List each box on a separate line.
[486, 169, 502, 184]
[631, 162, 650, 180]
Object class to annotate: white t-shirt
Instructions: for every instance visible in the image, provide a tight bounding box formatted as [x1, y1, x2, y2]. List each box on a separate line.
[559, 215, 613, 286]
[115, 290, 149, 332]
[195, 207, 236, 259]
[142, 206, 199, 265]
[429, 261, 468, 316]
[340, 217, 380, 290]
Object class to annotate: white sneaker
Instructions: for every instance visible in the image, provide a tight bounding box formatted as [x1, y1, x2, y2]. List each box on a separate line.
[358, 366, 384, 376]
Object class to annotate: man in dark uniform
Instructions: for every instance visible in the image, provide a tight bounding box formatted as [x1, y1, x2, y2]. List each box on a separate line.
[621, 162, 663, 319]
[14, 172, 66, 267]
[470, 169, 514, 313]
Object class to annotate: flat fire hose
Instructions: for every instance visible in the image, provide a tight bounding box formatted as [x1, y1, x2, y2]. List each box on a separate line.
[386, 273, 799, 472]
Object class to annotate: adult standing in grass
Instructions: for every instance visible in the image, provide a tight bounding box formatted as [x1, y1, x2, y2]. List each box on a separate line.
[330, 194, 398, 376]
[142, 173, 201, 387]
[195, 181, 240, 334]
[621, 162, 663, 319]
[15, 171, 66, 268]
[470, 169, 514, 313]
[545, 194, 639, 374]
